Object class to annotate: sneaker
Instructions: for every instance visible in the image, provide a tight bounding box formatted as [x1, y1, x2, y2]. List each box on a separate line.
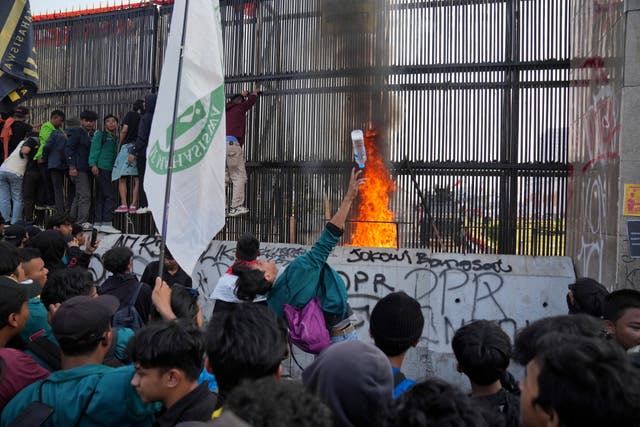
[136, 207, 150, 214]
[129, 205, 137, 214]
[114, 205, 128, 213]
[81, 222, 93, 231]
[100, 224, 121, 234]
[227, 206, 249, 217]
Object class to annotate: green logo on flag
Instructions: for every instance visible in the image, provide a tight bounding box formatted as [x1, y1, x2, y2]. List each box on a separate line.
[148, 85, 225, 174]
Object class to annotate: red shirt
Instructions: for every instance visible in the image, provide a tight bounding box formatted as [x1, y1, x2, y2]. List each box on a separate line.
[225, 94, 258, 145]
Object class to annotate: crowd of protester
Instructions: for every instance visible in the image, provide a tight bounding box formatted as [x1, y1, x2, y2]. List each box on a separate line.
[0, 151, 638, 426]
[0, 100, 153, 236]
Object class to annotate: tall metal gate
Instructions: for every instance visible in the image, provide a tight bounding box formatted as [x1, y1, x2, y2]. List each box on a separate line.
[30, 0, 569, 255]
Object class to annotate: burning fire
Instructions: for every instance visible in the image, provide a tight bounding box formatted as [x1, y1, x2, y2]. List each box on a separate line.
[348, 129, 397, 248]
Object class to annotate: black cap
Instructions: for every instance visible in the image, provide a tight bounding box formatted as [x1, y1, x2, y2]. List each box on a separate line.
[3, 224, 26, 246]
[14, 106, 29, 117]
[0, 276, 31, 324]
[51, 295, 119, 344]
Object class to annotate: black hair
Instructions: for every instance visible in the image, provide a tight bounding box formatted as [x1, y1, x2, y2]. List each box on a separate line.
[164, 248, 174, 260]
[568, 277, 609, 317]
[102, 247, 133, 274]
[603, 289, 640, 323]
[40, 268, 95, 308]
[236, 233, 259, 261]
[512, 314, 604, 366]
[0, 241, 21, 276]
[127, 320, 205, 381]
[451, 320, 512, 386]
[19, 247, 42, 264]
[79, 110, 98, 121]
[205, 304, 288, 396]
[103, 113, 118, 123]
[532, 333, 640, 427]
[45, 213, 73, 231]
[231, 94, 244, 103]
[50, 110, 65, 120]
[226, 377, 333, 427]
[384, 378, 489, 427]
[150, 285, 199, 325]
[133, 99, 145, 113]
[232, 265, 272, 301]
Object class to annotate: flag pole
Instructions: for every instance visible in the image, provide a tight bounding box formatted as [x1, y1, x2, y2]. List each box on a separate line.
[157, 0, 189, 283]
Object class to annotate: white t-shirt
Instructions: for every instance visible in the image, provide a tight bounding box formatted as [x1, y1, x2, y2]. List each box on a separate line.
[209, 272, 267, 303]
[0, 140, 27, 176]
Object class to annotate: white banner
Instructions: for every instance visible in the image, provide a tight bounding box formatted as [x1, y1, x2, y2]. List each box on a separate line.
[145, 0, 226, 275]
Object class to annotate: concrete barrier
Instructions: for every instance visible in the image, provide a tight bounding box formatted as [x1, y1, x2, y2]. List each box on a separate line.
[90, 234, 574, 387]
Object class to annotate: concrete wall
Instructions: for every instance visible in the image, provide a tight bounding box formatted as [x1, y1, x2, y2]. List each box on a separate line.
[567, 0, 625, 288]
[90, 234, 573, 387]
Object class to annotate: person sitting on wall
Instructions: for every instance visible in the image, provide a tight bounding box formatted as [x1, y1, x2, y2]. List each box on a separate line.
[209, 232, 264, 314]
[231, 169, 365, 344]
[369, 291, 424, 398]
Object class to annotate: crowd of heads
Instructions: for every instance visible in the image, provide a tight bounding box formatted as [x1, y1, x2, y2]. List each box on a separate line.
[0, 222, 639, 427]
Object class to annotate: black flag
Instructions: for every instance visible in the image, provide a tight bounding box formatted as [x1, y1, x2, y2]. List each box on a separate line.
[0, 1, 38, 112]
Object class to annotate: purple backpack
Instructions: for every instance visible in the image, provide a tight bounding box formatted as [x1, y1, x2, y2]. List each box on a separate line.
[283, 297, 331, 354]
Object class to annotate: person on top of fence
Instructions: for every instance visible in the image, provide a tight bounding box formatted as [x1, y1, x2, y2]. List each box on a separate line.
[115, 99, 144, 214]
[89, 114, 120, 234]
[35, 110, 65, 209]
[232, 168, 365, 345]
[66, 110, 98, 231]
[128, 93, 156, 215]
[225, 88, 260, 218]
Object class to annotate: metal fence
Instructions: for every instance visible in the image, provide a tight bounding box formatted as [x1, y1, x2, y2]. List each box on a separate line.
[30, 0, 570, 255]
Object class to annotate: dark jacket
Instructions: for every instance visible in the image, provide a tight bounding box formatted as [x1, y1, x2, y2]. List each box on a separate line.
[65, 127, 92, 172]
[154, 383, 217, 427]
[131, 93, 157, 158]
[99, 273, 152, 324]
[44, 129, 68, 170]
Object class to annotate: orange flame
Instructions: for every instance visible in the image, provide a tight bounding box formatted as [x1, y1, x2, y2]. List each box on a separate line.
[348, 129, 397, 248]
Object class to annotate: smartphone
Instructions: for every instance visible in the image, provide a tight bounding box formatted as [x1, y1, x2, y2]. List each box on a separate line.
[6, 401, 54, 426]
[91, 228, 98, 247]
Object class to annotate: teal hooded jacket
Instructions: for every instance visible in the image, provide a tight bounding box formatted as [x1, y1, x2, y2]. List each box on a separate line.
[1, 364, 159, 427]
[267, 225, 349, 322]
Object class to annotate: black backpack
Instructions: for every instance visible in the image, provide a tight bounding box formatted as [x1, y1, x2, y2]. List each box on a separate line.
[111, 283, 145, 331]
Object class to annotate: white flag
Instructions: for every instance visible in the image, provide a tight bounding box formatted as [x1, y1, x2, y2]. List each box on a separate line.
[145, 0, 225, 276]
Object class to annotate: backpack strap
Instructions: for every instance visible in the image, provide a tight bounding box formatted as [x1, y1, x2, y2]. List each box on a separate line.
[128, 282, 143, 308]
[26, 336, 62, 371]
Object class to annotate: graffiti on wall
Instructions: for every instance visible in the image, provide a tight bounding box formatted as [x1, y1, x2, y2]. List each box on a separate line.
[90, 235, 572, 356]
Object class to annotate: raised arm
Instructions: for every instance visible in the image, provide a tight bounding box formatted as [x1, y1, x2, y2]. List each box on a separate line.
[329, 168, 365, 229]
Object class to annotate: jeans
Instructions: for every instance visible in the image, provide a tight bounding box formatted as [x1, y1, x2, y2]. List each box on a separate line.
[329, 329, 359, 344]
[94, 169, 115, 223]
[22, 168, 40, 221]
[0, 170, 23, 224]
[70, 171, 91, 223]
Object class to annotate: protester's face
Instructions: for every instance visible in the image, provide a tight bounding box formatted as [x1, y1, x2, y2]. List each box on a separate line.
[131, 364, 167, 403]
[51, 116, 64, 127]
[23, 257, 48, 287]
[11, 301, 30, 333]
[57, 223, 73, 236]
[163, 257, 178, 270]
[519, 359, 557, 427]
[81, 119, 96, 132]
[75, 232, 86, 246]
[104, 117, 118, 132]
[608, 307, 640, 350]
[254, 259, 278, 283]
